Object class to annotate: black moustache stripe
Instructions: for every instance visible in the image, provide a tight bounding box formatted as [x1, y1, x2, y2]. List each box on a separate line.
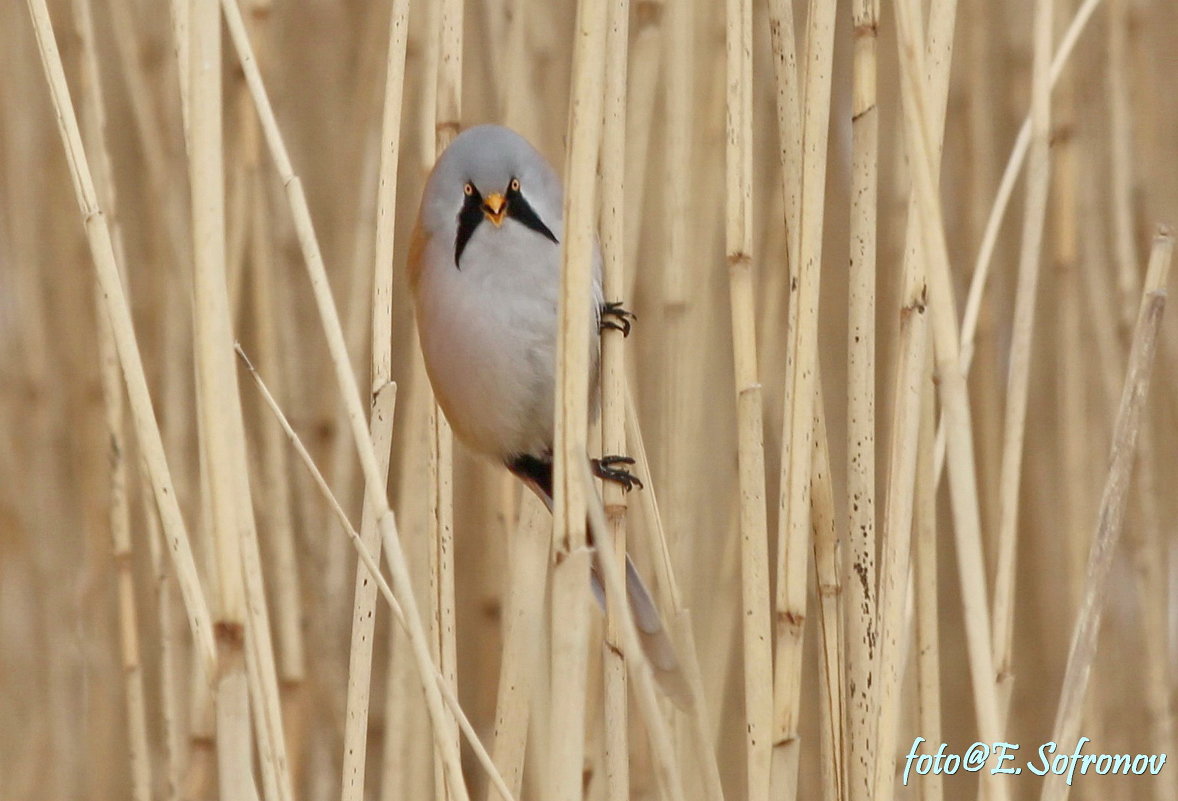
[454, 187, 485, 268]
[454, 182, 559, 269]
[507, 186, 559, 245]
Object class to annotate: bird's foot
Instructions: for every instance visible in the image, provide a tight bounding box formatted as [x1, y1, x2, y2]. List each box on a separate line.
[599, 301, 636, 338]
[592, 455, 644, 492]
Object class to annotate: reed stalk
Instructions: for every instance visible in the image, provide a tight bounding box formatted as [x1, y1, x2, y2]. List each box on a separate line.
[1107, 0, 1139, 324]
[11, 2, 1178, 798]
[622, 389, 724, 801]
[70, 1, 153, 796]
[1039, 231, 1172, 801]
[431, 5, 463, 798]
[846, 0, 879, 795]
[621, 0, 666, 303]
[488, 496, 550, 801]
[890, 1, 1006, 799]
[600, 0, 631, 797]
[810, 400, 845, 801]
[772, 3, 837, 799]
[238, 346, 519, 801]
[219, 1, 474, 795]
[247, 123, 306, 710]
[547, 0, 609, 798]
[913, 351, 942, 801]
[187, 1, 262, 795]
[955, 0, 1104, 385]
[992, 0, 1054, 720]
[24, 0, 218, 681]
[584, 470, 686, 801]
[340, 0, 411, 796]
[725, 0, 772, 798]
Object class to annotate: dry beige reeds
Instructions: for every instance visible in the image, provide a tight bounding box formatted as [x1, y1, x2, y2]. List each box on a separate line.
[771, 3, 837, 800]
[548, 1, 608, 799]
[599, 0, 631, 798]
[845, 0, 879, 795]
[71, 0, 152, 796]
[24, 0, 218, 685]
[1039, 231, 1172, 801]
[725, 0, 772, 799]
[9, 1, 1178, 800]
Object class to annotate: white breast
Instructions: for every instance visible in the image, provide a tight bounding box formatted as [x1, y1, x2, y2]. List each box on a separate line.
[414, 220, 602, 462]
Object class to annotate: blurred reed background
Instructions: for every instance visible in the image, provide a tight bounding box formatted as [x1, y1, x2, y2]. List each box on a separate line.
[1, 0, 1177, 800]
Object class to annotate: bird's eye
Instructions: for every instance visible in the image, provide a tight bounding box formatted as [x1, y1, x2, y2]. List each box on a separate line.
[463, 182, 474, 196]
[509, 178, 520, 192]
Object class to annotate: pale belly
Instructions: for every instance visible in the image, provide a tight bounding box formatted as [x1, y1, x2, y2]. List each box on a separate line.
[417, 266, 559, 460]
[414, 223, 603, 462]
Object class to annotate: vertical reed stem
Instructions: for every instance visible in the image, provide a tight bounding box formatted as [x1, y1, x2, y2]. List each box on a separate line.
[600, 0, 631, 797]
[340, 0, 411, 796]
[992, 0, 1054, 719]
[772, 3, 837, 798]
[846, 0, 879, 795]
[550, 0, 608, 798]
[725, 0, 771, 797]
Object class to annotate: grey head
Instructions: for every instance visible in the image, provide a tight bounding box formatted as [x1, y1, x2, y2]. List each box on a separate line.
[420, 125, 564, 267]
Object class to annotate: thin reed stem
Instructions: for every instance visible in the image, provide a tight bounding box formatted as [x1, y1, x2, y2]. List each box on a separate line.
[846, 0, 880, 796]
[70, 0, 153, 794]
[549, 0, 608, 797]
[24, 0, 218, 681]
[772, 3, 837, 798]
[725, 0, 772, 798]
[1039, 231, 1172, 801]
[891, 2, 1007, 800]
[238, 346, 519, 801]
[219, 1, 475, 795]
[340, 0, 411, 796]
[992, 0, 1054, 719]
[600, 0, 631, 798]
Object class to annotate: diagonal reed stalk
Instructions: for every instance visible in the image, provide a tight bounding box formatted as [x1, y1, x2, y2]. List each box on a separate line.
[1039, 231, 1172, 801]
[584, 467, 687, 801]
[238, 346, 519, 801]
[218, 0, 475, 795]
[875, 19, 958, 791]
[71, 0, 153, 794]
[951, 0, 1105, 400]
[13, 1, 1178, 798]
[24, 0, 218, 683]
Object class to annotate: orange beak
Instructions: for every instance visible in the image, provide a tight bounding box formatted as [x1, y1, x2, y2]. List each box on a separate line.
[482, 192, 507, 227]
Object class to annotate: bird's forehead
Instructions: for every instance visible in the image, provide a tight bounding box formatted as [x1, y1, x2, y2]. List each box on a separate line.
[437, 125, 554, 192]
[421, 125, 562, 236]
[461, 156, 515, 192]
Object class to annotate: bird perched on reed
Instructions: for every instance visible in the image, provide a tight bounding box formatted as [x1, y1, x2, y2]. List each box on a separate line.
[408, 124, 685, 701]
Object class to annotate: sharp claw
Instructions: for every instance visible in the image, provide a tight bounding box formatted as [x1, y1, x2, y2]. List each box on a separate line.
[600, 301, 636, 338]
[593, 455, 644, 492]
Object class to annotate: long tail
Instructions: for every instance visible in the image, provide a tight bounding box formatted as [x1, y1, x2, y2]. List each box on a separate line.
[508, 455, 690, 708]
